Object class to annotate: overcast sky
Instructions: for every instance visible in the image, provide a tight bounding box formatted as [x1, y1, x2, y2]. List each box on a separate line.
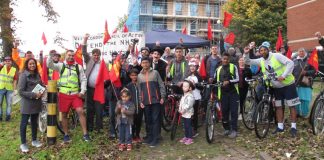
[13, 0, 129, 55]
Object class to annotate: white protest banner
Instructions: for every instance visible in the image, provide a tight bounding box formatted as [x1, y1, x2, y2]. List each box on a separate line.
[72, 32, 145, 61]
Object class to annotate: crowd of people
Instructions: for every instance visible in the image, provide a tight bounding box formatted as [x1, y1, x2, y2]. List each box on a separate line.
[0, 32, 323, 153]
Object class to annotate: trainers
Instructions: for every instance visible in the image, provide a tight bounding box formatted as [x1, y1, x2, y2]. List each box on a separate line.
[83, 134, 91, 142]
[149, 141, 158, 148]
[272, 128, 284, 134]
[290, 128, 297, 138]
[63, 135, 71, 143]
[118, 144, 125, 151]
[20, 144, 29, 153]
[193, 132, 199, 138]
[228, 131, 237, 139]
[126, 144, 132, 151]
[142, 138, 152, 145]
[179, 137, 187, 143]
[32, 140, 42, 148]
[5, 115, 11, 121]
[109, 134, 116, 139]
[184, 138, 193, 145]
[223, 130, 230, 136]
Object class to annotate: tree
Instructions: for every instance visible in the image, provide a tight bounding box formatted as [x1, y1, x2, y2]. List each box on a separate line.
[224, 0, 286, 48]
[116, 14, 128, 31]
[0, 0, 59, 57]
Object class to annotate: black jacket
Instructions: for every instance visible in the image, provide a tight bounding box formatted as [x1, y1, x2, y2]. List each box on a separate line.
[151, 59, 167, 81]
[293, 57, 316, 87]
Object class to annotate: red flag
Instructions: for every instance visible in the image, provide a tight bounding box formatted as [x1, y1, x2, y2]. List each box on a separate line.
[74, 45, 83, 66]
[207, 20, 213, 40]
[135, 45, 139, 57]
[223, 12, 233, 28]
[41, 57, 49, 85]
[199, 57, 207, 80]
[224, 32, 235, 45]
[109, 54, 122, 87]
[113, 28, 118, 34]
[286, 46, 292, 59]
[41, 32, 47, 45]
[276, 28, 283, 52]
[182, 26, 187, 34]
[103, 20, 111, 45]
[308, 49, 319, 71]
[93, 59, 110, 104]
[123, 24, 129, 33]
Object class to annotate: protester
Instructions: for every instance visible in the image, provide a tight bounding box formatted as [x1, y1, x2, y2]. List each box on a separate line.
[244, 42, 300, 137]
[206, 45, 221, 84]
[116, 88, 135, 151]
[47, 49, 90, 142]
[292, 48, 316, 118]
[82, 34, 104, 133]
[151, 46, 167, 81]
[178, 80, 195, 145]
[46, 50, 61, 80]
[18, 58, 43, 152]
[161, 47, 174, 64]
[238, 56, 252, 114]
[168, 45, 188, 85]
[0, 56, 18, 121]
[315, 32, 324, 73]
[126, 69, 143, 143]
[185, 59, 202, 136]
[216, 53, 240, 138]
[138, 57, 166, 147]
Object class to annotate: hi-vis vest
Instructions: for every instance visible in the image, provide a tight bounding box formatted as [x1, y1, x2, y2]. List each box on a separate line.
[0, 66, 16, 90]
[170, 61, 185, 77]
[48, 68, 53, 79]
[58, 64, 79, 94]
[216, 63, 239, 99]
[260, 55, 295, 86]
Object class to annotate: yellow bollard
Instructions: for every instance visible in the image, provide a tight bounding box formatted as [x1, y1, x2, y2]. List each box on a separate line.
[47, 80, 58, 145]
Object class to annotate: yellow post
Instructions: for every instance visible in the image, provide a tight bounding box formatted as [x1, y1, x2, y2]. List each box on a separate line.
[47, 80, 57, 145]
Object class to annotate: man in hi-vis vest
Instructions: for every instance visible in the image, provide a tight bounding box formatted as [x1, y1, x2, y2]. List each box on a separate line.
[243, 42, 300, 138]
[47, 50, 90, 142]
[0, 56, 18, 121]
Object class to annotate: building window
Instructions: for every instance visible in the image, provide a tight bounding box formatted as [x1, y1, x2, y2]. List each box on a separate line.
[190, 3, 197, 16]
[214, 4, 220, 17]
[175, 2, 182, 15]
[152, 19, 167, 30]
[153, 2, 166, 14]
[175, 20, 183, 32]
[205, 4, 211, 17]
[190, 21, 197, 35]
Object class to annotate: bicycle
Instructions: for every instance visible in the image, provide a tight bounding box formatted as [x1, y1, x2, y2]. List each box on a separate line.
[242, 77, 260, 130]
[202, 81, 223, 144]
[169, 93, 183, 141]
[310, 72, 324, 135]
[254, 73, 277, 139]
[162, 83, 182, 132]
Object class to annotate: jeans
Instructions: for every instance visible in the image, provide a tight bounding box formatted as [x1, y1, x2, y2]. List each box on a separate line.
[183, 117, 193, 138]
[221, 92, 239, 131]
[109, 101, 117, 136]
[20, 114, 39, 144]
[118, 122, 132, 144]
[144, 103, 161, 143]
[0, 89, 13, 116]
[86, 87, 103, 131]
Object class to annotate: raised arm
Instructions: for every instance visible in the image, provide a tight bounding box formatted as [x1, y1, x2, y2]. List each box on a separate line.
[82, 33, 91, 64]
[243, 47, 262, 66]
[78, 65, 87, 95]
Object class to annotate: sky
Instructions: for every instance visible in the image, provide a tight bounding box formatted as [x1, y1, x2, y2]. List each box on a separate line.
[13, 0, 129, 55]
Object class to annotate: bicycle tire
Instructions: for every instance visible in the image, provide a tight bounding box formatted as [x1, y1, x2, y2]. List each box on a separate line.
[311, 99, 324, 135]
[70, 111, 79, 130]
[205, 101, 214, 143]
[197, 100, 205, 128]
[254, 100, 271, 139]
[310, 94, 322, 125]
[38, 104, 48, 133]
[162, 98, 174, 132]
[242, 97, 256, 130]
[170, 111, 179, 141]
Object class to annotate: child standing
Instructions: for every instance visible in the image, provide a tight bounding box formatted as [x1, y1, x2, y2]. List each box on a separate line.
[126, 69, 143, 143]
[178, 80, 195, 145]
[186, 59, 202, 137]
[115, 89, 135, 151]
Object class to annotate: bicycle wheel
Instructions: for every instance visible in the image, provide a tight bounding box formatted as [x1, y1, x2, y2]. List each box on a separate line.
[242, 97, 256, 130]
[197, 100, 205, 128]
[162, 98, 174, 132]
[254, 100, 271, 139]
[205, 101, 215, 143]
[38, 104, 48, 133]
[311, 99, 324, 135]
[170, 111, 179, 141]
[69, 110, 79, 130]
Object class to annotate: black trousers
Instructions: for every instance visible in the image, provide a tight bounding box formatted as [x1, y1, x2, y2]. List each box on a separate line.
[20, 114, 38, 144]
[192, 100, 199, 132]
[144, 103, 161, 143]
[86, 87, 103, 131]
[239, 86, 248, 114]
[132, 106, 144, 138]
[221, 92, 239, 131]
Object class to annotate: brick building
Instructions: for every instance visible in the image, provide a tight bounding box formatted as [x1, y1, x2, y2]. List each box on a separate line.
[287, 0, 324, 51]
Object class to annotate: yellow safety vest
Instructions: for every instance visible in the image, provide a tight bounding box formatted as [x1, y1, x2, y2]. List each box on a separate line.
[260, 55, 295, 86]
[170, 61, 185, 78]
[216, 63, 239, 99]
[58, 64, 80, 94]
[0, 66, 16, 90]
